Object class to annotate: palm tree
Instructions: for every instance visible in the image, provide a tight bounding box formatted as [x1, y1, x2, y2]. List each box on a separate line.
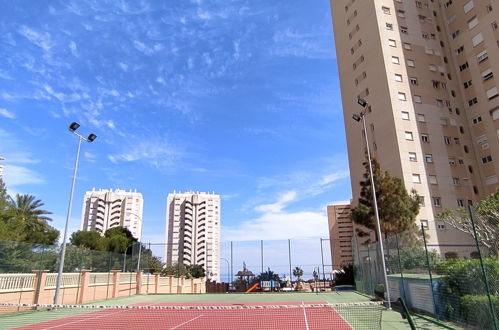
[8, 194, 52, 222]
[292, 266, 304, 282]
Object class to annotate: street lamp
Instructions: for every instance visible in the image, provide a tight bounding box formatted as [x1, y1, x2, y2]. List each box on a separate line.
[353, 99, 391, 308]
[54, 122, 97, 305]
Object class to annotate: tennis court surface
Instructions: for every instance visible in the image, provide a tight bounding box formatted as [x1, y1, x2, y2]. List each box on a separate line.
[0, 301, 384, 329]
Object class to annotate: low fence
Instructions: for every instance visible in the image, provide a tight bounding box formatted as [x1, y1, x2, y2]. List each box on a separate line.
[0, 271, 206, 305]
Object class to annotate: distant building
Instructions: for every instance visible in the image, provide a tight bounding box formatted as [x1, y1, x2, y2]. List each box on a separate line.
[327, 203, 374, 269]
[0, 157, 5, 178]
[80, 188, 143, 239]
[164, 191, 220, 282]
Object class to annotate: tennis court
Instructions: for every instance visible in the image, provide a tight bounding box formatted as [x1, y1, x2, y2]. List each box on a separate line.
[0, 292, 384, 330]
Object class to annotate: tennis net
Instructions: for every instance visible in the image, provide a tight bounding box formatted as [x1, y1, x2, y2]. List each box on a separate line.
[0, 301, 384, 329]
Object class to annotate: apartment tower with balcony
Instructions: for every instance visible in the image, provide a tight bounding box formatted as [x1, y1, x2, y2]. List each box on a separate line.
[330, 0, 498, 255]
[164, 191, 220, 282]
[80, 188, 144, 239]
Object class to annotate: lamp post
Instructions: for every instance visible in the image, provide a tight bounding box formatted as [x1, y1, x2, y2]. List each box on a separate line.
[54, 122, 97, 305]
[220, 257, 230, 284]
[353, 99, 391, 308]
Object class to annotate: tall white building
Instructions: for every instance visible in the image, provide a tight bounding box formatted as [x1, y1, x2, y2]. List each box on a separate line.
[80, 188, 144, 239]
[164, 191, 220, 282]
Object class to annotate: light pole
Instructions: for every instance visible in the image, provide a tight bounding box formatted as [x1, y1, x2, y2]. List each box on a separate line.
[220, 257, 230, 284]
[353, 99, 391, 308]
[54, 122, 97, 305]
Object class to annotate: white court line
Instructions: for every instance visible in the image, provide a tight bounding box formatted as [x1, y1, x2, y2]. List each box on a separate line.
[41, 309, 129, 329]
[169, 314, 204, 330]
[301, 301, 310, 330]
[328, 303, 355, 330]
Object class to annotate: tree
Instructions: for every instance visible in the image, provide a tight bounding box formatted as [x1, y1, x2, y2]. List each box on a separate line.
[187, 264, 205, 278]
[436, 189, 499, 255]
[8, 194, 53, 222]
[292, 266, 303, 281]
[351, 158, 421, 239]
[70, 231, 105, 250]
[162, 262, 190, 277]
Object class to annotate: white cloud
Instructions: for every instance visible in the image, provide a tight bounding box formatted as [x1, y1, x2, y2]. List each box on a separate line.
[0, 108, 15, 119]
[18, 26, 54, 52]
[222, 210, 328, 241]
[254, 191, 297, 213]
[69, 41, 79, 57]
[118, 62, 129, 72]
[84, 151, 97, 163]
[2, 164, 44, 186]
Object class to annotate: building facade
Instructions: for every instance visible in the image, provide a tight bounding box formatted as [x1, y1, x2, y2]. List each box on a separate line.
[330, 0, 498, 255]
[80, 188, 143, 239]
[164, 191, 220, 282]
[327, 203, 375, 269]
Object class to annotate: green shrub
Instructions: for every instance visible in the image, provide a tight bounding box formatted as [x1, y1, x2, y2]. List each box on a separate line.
[461, 295, 499, 330]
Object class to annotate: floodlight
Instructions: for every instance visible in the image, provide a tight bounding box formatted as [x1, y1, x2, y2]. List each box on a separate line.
[352, 114, 361, 122]
[69, 122, 80, 132]
[357, 98, 368, 108]
[87, 133, 97, 142]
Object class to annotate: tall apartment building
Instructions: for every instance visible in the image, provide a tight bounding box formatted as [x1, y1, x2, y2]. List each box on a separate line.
[330, 0, 498, 255]
[327, 204, 375, 269]
[80, 188, 144, 239]
[0, 157, 4, 178]
[164, 191, 220, 282]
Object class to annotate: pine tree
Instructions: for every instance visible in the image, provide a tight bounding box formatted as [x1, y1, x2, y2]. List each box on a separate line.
[351, 158, 421, 239]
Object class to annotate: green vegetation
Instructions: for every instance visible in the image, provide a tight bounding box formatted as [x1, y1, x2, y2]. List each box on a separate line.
[292, 266, 303, 281]
[351, 158, 420, 240]
[437, 189, 499, 255]
[161, 262, 205, 278]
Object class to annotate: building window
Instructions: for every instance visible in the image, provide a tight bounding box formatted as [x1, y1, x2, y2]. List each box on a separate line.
[468, 16, 479, 29]
[409, 152, 417, 162]
[453, 177, 460, 185]
[472, 33, 484, 46]
[444, 136, 452, 144]
[417, 114, 425, 122]
[410, 77, 418, 85]
[454, 137, 461, 144]
[432, 197, 442, 207]
[492, 21, 498, 30]
[407, 59, 415, 67]
[437, 222, 445, 230]
[425, 154, 434, 163]
[412, 174, 421, 183]
[472, 116, 482, 124]
[482, 155, 493, 164]
[429, 175, 438, 184]
[451, 30, 460, 39]
[388, 39, 397, 47]
[392, 56, 400, 64]
[397, 10, 405, 17]
[405, 131, 413, 140]
[403, 42, 412, 50]
[400, 26, 408, 34]
[398, 92, 407, 100]
[457, 200, 465, 207]
[468, 97, 478, 106]
[464, 80, 472, 88]
[382, 6, 391, 14]
[449, 158, 456, 165]
[463, 0, 474, 14]
[459, 62, 469, 71]
[482, 69, 494, 81]
[386, 23, 394, 30]
[421, 134, 429, 142]
[436, 99, 444, 107]
[402, 111, 410, 120]
[395, 74, 403, 82]
[420, 220, 429, 229]
[414, 95, 422, 103]
[486, 87, 498, 100]
[455, 45, 464, 55]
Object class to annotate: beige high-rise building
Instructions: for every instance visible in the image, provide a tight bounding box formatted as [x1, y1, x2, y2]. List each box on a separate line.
[164, 191, 220, 282]
[330, 0, 498, 254]
[80, 188, 144, 239]
[327, 203, 375, 269]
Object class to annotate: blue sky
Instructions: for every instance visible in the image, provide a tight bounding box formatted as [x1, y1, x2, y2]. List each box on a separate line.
[0, 0, 350, 259]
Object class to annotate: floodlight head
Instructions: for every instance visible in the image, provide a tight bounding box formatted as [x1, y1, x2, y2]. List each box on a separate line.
[69, 122, 80, 132]
[87, 133, 97, 142]
[352, 114, 362, 122]
[357, 98, 368, 108]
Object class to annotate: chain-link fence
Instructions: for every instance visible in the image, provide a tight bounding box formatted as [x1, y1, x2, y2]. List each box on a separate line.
[353, 207, 498, 329]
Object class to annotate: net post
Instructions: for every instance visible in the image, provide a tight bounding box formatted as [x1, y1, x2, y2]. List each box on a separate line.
[468, 205, 499, 330]
[421, 224, 438, 317]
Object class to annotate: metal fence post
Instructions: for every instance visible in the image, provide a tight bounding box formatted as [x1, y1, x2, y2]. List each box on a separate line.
[288, 239, 292, 282]
[394, 233, 407, 302]
[468, 206, 499, 330]
[260, 240, 264, 274]
[421, 224, 438, 317]
[230, 241, 233, 285]
[320, 238, 326, 282]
